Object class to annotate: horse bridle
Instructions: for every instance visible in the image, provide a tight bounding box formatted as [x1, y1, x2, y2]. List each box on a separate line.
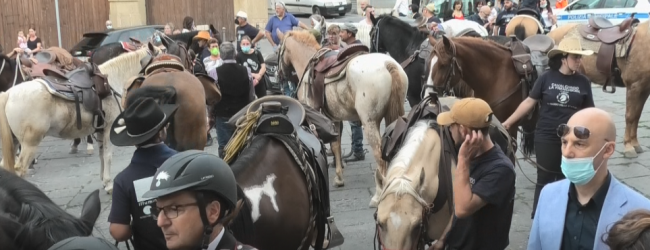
[370, 18, 386, 53]
[433, 37, 463, 96]
[0, 56, 25, 87]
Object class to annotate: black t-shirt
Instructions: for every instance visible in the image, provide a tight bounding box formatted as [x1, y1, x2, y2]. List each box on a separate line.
[108, 144, 177, 250]
[27, 37, 42, 50]
[427, 16, 443, 24]
[495, 8, 517, 35]
[529, 70, 595, 143]
[446, 146, 516, 250]
[236, 24, 260, 51]
[236, 49, 265, 74]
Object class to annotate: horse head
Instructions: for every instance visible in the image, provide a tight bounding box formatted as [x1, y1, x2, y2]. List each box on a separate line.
[430, 35, 463, 94]
[370, 15, 429, 59]
[160, 36, 193, 71]
[0, 168, 101, 250]
[375, 167, 429, 250]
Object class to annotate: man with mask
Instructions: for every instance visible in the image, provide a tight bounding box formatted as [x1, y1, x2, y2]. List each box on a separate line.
[430, 98, 515, 250]
[528, 108, 650, 250]
[106, 20, 113, 30]
[265, 1, 309, 51]
[235, 11, 265, 53]
[494, 0, 516, 36]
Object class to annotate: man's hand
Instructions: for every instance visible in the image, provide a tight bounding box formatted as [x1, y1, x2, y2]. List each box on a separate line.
[458, 130, 484, 162]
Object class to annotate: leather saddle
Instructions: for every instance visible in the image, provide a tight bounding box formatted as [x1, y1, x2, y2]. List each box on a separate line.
[311, 44, 369, 111]
[40, 62, 110, 130]
[143, 54, 185, 75]
[578, 16, 638, 93]
[522, 34, 555, 54]
[33, 51, 56, 64]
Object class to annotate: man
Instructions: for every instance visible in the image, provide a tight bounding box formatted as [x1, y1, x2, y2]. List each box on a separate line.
[494, 0, 516, 35]
[108, 97, 178, 250]
[423, 3, 443, 24]
[409, 4, 422, 19]
[359, 5, 375, 25]
[193, 31, 212, 65]
[360, 0, 369, 15]
[265, 1, 309, 51]
[432, 98, 516, 250]
[467, 6, 493, 33]
[106, 20, 113, 30]
[235, 11, 265, 53]
[528, 108, 650, 250]
[143, 150, 257, 250]
[339, 24, 366, 161]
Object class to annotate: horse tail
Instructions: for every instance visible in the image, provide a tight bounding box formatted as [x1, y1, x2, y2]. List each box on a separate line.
[514, 24, 527, 41]
[0, 92, 15, 172]
[384, 61, 407, 124]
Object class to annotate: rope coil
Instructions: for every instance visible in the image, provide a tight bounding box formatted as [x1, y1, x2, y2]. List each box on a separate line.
[223, 110, 262, 163]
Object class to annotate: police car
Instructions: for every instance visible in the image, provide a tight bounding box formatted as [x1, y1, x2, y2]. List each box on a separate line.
[555, 0, 650, 26]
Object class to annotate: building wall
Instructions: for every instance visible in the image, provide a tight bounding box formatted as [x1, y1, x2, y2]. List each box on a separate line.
[146, 0, 236, 41]
[109, 0, 147, 28]
[235, 0, 270, 31]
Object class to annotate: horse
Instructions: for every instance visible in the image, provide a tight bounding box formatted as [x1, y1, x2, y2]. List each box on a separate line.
[374, 95, 514, 250]
[0, 167, 101, 250]
[546, 19, 649, 158]
[123, 36, 221, 151]
[0, 46, 154, 193]
[276, 30, 408, 207]
[427, 36, 538, 156]
[506, 8, 547, 41]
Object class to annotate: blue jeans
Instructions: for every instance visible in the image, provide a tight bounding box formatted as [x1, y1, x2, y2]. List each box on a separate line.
[350, 121, 363, 153]
[215, 116, 236, 157]
[283, 81, 293, 97]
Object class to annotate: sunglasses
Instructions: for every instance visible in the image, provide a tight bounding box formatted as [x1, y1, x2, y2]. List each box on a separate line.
[557, 124, 591, 139]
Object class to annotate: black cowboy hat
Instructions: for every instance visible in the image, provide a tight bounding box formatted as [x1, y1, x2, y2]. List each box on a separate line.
[110, 97, 178, 146]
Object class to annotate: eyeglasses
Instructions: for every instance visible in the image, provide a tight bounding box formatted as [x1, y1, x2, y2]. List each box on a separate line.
[557, 124, 590, 139]
[152, 202, 198, 219]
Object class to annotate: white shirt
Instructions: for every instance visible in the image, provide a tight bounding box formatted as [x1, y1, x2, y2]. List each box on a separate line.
[204, 57, 224, 73]
[541, 9, 553, 27]
[359, 19, 372, 25]
[207, 229, 225, 250]
[393, 0, 409, 15]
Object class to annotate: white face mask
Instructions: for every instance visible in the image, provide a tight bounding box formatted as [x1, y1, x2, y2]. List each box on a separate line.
[107, 24, 112, 29]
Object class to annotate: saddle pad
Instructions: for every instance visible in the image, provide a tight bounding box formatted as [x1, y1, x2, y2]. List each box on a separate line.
[324, 63, 349, 84]
[36, 79, 79, 102]
[568, 25, 636, 58]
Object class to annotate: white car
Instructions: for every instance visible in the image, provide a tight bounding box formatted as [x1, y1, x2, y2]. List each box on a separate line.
[555, 0, 650, 26]
[279, 0, 352, 16]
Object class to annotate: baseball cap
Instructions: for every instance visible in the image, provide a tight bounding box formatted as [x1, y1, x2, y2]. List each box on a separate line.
[425, 3, 436, 12]
[236, 11, 248, 19]
[437, 98, 493, 128]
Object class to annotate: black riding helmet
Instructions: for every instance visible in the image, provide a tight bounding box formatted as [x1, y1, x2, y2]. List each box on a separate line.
[142, 150, 238, 249]
[47, 236, 118, 250]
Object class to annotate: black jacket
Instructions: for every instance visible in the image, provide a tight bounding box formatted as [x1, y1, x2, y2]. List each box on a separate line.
[214, 63, 252, 118]
[215, 231, 257, 250]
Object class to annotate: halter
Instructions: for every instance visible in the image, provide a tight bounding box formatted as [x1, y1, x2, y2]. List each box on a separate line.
[370, 18, 386, 53]
[433, 37, 463, 96]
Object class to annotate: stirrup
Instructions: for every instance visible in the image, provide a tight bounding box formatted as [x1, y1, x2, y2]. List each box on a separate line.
[93, 114, 106, 130]
[326, 216, 344, 248]
[602, 77, 616, 93]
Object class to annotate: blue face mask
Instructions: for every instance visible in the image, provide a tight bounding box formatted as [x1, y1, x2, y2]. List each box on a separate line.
[241, 46, 251, 53]
[560, 144, 608, 186]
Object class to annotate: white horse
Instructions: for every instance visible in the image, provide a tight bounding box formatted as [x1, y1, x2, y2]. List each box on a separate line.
[0, 46, 153, 193]
[440, 19, 490, 37]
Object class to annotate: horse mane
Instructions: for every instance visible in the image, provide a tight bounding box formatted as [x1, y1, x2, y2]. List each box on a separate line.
[0, 169, 92, 249]
[286, 30, 322, 50]
[98, 46, 150, 91]
[376, 15, 429, 58]
[434, 36, 509, 62]
[230, 135, 272, 175]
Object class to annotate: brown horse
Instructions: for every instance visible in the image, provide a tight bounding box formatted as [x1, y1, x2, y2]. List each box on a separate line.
[277, 30, 408, 207]
[124, 40, 221, 151]
[547, 21, 648, 158]
[428, 36, 538, 154]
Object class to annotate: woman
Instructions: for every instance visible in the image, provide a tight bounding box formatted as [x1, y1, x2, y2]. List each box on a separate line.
[451, 0, 465, 20]
[164, 22, 174, 35]
[237, 36, 266, 98]
[606, 209, 650, 250]
[203, 38, 223, 81]
[26, 27, 42, 55]
[182, 16, 195, 33]
[539, 0, 556, 32]
[502, 36, 595, 219]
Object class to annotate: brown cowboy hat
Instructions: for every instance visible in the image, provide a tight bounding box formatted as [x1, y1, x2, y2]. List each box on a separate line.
[505, 15, 544, 39]
[192, 30, 211, 41]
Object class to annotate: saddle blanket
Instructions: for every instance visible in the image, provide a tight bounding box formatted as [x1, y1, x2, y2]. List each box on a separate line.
[35, 78, 83, 102]
[568, 25, 636, 58]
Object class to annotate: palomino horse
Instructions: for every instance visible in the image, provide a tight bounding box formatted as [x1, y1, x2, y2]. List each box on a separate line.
[0, 167, 101, 250]
[277, 30, 408, 207]
[0, 46, 153, 192]
[374, 95, 513, 249]
[428, 36, 540, 155]
[505, 8, 547, 41]
[547, 19, 648, 158]
[123, 38, 221, 151]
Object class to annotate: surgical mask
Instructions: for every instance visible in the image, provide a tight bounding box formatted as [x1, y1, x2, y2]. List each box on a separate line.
[540, 3, 547, 7]
[560, 144, 608, 186]
[210, 47, 220, 56]
[241, 46, 251, 53]
[107, 25, 112, 29]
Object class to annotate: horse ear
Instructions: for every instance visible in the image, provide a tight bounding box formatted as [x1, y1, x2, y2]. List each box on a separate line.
[375, 169, 385, 188]
[147, 42, 156, 53]
[442, 35, 452, 51]
[418, 168, 426, 188]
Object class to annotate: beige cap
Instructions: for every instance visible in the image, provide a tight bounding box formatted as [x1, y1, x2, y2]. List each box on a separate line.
[437, 98, 493, 128]
[425, 3, 436, 12]
[236, 11, 248, 19]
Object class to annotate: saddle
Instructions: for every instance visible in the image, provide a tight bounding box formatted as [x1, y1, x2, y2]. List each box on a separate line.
[310, 44, 369, 112]
[507, 36, 535, 80]
[522, 34, 555, 54]
[127, 54, 186, 97]
[40, 62, 110, 130]
[579, 16, 638, 93]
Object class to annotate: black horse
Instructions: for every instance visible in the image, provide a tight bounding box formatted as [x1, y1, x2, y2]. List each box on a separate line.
[370, 14, 429, 107]
[0, 168, 101, 250]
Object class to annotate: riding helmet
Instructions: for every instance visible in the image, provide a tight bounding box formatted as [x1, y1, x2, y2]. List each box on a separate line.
[142, 150, 237, 208]
[47, 236, 118, 250]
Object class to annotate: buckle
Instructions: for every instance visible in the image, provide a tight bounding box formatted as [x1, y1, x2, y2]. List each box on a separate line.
[309, 123, 317, 132]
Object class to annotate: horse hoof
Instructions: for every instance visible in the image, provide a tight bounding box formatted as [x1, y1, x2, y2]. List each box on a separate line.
[69, 146, 78, 154]
[334, 177, 345, 187]
[634, 145, 644, 154]
[624, 149, 638, 158]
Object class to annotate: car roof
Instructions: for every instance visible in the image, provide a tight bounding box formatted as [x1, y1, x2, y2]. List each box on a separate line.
[82, 25, 165, 37]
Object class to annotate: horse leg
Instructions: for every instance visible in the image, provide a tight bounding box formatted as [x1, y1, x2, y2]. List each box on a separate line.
[70, 138, 80, 154]
[86, 134, 94, 155]
[624, 82, 650, 157]
[14, 129, 43, 177]
[97, 130, 114, 193]
[331, 121, 345, 187]
[367, 119, 386, 208]
[0, 138, 18, 171]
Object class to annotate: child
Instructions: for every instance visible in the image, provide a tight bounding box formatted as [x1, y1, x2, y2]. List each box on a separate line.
[17, 31, 30, 57]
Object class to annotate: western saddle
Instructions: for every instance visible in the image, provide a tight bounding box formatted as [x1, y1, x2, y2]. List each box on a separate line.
[309, 44, 369, 112]
[578, 16, 639, 93]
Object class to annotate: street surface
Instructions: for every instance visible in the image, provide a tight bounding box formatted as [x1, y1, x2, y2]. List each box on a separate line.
[12, 14, 650, 250]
